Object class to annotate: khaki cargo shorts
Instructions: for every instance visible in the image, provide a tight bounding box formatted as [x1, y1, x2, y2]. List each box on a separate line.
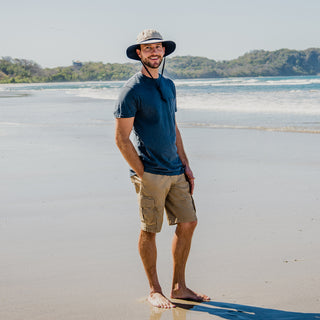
[131, 172, 197, 233]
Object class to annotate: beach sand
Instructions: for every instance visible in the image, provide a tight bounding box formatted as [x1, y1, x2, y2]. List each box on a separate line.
[0, 94, 319, 319]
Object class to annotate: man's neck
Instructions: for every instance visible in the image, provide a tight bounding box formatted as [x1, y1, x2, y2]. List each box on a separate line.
[141, 66, 159, 79]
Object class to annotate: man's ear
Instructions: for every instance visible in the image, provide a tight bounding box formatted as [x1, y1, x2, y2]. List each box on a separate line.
[136, 48, 141, 59]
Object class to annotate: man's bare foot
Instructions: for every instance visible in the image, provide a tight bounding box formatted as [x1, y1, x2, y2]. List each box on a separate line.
[171, 287, 210, 302]
[148, 292, 176, 309]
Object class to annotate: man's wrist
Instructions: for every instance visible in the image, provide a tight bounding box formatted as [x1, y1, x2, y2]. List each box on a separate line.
[137, 167, 144, 178]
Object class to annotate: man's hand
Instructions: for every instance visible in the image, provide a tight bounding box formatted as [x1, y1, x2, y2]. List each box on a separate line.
[184, 164, 195, 195]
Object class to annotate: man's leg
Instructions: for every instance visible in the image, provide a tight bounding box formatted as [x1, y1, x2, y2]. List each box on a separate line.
[139, 230, 175, 308]
[171, 221, 210, 301]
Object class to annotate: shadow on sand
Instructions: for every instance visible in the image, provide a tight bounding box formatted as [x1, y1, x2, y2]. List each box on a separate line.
[149, 301, 320, 320]
[174, 301, 320, 320]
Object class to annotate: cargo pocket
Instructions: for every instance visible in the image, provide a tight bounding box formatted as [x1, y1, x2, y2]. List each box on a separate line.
[130, 175, 141, 194]
[140, 197, 157, 226]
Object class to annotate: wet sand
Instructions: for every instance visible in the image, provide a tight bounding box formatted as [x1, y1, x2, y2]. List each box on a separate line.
[1, 94, 319, 319]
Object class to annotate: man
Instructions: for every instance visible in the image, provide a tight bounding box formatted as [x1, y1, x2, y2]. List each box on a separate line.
[114, 29, 210, 309]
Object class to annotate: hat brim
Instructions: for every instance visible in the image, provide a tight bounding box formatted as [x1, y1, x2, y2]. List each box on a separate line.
[126, 40, 176, 61]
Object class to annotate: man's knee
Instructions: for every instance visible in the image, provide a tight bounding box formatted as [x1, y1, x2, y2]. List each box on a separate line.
[177, 220, 197, 234]
[140, 229, 156, 241]
[186, 220, 197, 231]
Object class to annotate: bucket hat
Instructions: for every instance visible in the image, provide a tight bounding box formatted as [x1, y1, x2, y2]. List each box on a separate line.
[126, 29, 176, 61]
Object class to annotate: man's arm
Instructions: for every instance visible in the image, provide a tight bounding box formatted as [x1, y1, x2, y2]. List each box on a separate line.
[115, 117, 144, 178]
[175, 123, 195, 195]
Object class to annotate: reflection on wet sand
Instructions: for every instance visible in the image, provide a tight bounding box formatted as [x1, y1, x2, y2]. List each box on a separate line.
[0, 92, 31, 98]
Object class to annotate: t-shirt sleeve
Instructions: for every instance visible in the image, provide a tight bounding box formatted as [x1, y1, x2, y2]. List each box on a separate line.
[114, 86, 138, 118]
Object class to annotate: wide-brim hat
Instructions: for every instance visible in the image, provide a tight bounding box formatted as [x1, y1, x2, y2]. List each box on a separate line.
[126, 29, 176, 61]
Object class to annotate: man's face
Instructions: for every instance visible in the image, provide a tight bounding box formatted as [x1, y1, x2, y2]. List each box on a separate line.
[136, 43, 165, 69]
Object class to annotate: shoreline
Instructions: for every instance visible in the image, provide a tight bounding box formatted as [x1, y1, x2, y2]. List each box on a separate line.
[1, 73, 320, 86]
[179, 122, 320, 134]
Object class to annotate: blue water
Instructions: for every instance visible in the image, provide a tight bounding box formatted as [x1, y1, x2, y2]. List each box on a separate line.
[1, 76, 320, 133]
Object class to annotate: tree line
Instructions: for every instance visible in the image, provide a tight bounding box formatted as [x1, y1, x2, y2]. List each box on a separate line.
[1, 48, 320, 84]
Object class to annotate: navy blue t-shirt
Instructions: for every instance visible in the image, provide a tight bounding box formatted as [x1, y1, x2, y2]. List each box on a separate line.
[114, 72, 184, 176]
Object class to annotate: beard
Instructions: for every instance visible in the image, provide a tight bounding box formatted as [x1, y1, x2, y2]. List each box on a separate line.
[141, 55, 163, 69]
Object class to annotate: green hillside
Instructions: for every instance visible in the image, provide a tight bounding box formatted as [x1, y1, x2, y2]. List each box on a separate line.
[1, 48, 320, 83]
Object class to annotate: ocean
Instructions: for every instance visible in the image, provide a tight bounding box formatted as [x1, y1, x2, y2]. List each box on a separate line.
[1, 75, 320, 133]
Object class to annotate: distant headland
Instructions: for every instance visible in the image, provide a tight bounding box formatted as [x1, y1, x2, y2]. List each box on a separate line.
[1, 48, 320, 84]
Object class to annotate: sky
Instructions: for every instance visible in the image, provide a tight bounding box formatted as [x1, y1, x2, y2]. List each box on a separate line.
[2, 0, 320, 68]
